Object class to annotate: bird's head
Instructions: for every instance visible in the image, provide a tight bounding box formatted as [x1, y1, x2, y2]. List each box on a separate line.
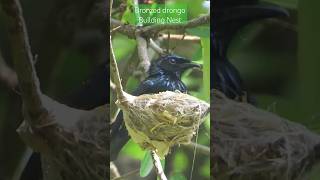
[150, 55, 201, 77]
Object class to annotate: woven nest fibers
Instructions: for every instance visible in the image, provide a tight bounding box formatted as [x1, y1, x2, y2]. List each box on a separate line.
[211, 90, 320, 180]
[116, 91, 210, 158]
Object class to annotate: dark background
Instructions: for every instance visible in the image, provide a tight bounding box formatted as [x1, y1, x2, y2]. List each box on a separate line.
[0, 0, 106, 179]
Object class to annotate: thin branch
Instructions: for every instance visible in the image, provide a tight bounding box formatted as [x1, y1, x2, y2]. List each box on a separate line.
[112, 168, 140, 180]
[1, 0, 46, 125]
[184, 142, 210, 156]
[110, 80, 116, 91]
[110, 39, 126, 101]
[149, 38, 166, 55]
[151, 150, 167, 180]
[143, 14, 210, 34]
[160, 34, 201, 42]
[136, 34, 151, 78]
[110, 2, 126, 102]
[111, 19, 136, 38]
[110, 0, 113, 17]
[110, 14, 210, 38]
[110, 162, 120, 178]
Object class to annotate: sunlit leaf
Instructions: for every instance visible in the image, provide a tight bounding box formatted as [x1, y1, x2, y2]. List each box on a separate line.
[140, 151, 153, 177]
[121, 140, 145, 160]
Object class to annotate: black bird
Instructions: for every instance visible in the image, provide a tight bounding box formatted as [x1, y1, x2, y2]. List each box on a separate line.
[212, 0, 289, 100]
[110, 55, 201, 161]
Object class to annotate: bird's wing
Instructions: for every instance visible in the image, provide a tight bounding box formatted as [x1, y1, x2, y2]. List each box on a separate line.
[132, 78, 161, 95]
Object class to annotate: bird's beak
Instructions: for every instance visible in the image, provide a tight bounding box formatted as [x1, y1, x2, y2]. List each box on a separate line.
[180, 62, 202, 70]
[218, 4, 289, 23]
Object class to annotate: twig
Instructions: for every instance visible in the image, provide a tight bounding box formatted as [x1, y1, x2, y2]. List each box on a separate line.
[112, 168, 140, 180]
[184, 142, 210, 156]
[136, 34, 151, 78]
[110, 162, 120, 178]
[111, 18, 136, 38]
[160, 34, 201, 42]
[151, 150, 167, 180]
[110, 80, 116, 91]
[149, 38, 166, 55]
[110, 14, 210, 39]
[143, 14, 210, 34]
[1, 0, 46, 125]
[110, 0, 113, 17]
[110, 39, 126, 101]
[110, 0, 126, 102]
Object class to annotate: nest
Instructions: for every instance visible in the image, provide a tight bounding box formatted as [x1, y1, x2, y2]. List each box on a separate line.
[212, 90, 320, 179]
[116, 91, 210, 158]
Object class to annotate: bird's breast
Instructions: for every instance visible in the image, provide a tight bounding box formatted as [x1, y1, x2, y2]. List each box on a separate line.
[157, 76, 187, 93]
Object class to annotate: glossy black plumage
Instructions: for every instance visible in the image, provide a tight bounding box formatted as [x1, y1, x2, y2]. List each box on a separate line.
[110, 55, 200, 161]
[212, 0, 289, 100]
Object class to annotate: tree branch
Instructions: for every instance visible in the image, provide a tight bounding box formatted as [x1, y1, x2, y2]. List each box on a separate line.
[110, 14, 210, 38]
[1, 0, 46, 126]
[159, 34, 201, 42]
[110, 1, 126, 102]
[111, 19, 136, 38]
[143, 14, 210, 34]
[149, 38, 166, 55]
[110, 162, 120, 178]
[151, 150, 167, 180]
[112, 168, 139, 180]
[136, 34, 151, 78]
[184, 142, 210, 156]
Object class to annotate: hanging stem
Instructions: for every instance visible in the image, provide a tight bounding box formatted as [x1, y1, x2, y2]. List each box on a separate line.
[110, 38, 126, 102]
[151, 150, 167, 180]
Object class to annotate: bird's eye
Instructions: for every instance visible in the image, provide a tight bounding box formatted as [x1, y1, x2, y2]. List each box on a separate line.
[169, 59, 176, 64]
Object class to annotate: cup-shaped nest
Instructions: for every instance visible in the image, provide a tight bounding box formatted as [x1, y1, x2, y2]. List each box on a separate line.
[116, 91, 210, 158]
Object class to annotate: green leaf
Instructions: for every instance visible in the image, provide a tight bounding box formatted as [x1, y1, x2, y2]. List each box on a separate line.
[121, 140, 145, 160]
[112, 34, 136, 61]
[140, 151, 153, 177]
[121, 0, 135, 24]
[187, 26, 210, 38]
